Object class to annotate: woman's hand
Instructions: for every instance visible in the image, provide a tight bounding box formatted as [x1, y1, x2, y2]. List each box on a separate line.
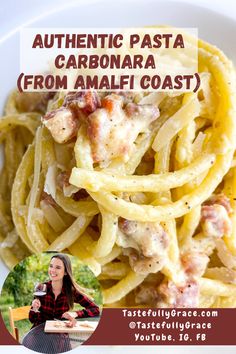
[31, 299, 41, 311]
[62, 312, 77, 327]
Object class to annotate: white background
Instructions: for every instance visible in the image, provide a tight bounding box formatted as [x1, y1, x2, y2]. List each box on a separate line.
[0, 0, 236, 39]
[1, 0, 236, 353]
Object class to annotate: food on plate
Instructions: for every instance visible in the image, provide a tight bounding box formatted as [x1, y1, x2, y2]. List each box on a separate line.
[78, 321, 95, 329]
[54, 320, 66, 328]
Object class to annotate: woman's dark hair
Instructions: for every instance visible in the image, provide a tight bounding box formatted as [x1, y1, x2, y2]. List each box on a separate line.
[50, 253, 87, 309]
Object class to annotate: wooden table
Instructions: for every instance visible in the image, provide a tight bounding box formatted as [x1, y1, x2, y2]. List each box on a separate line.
[22, 318, 99, 353]
[45, 319, 98, 349]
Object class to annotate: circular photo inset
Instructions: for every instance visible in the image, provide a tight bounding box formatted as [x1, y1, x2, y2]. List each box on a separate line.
[0, 252, 102, 353]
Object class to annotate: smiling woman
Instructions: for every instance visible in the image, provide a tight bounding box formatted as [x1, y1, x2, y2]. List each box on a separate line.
[28, 253, 100, 329]
[0, 252, 102, 352]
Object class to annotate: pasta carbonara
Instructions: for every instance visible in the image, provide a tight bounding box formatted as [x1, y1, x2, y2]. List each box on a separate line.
[1, 32, 236, 308]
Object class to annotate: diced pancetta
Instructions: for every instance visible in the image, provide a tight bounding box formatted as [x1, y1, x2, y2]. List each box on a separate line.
[201, 204, 232, 237]
[42, 91, 101, 143]
[86, 94, 159, 163]
[42, 107, 79, 144]
[63, 91, 101, 116]
[135, 284, 159, 306]
[118, 218, 168, 275]
[156, 279, 199, 308]
[203, 193, 232, 213]
[181, 252, 209, 278]
[200, 194, 232, 238]
[123, 248, 165, 274]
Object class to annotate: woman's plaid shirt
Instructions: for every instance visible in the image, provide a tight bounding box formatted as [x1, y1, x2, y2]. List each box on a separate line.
[29, 281, 100, 327]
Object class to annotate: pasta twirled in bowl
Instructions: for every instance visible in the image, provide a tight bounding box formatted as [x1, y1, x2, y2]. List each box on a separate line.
[1, 34, 236, 308]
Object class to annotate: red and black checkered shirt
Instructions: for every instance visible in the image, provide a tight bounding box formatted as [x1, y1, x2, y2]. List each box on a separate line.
[29, 281, 100, 327]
